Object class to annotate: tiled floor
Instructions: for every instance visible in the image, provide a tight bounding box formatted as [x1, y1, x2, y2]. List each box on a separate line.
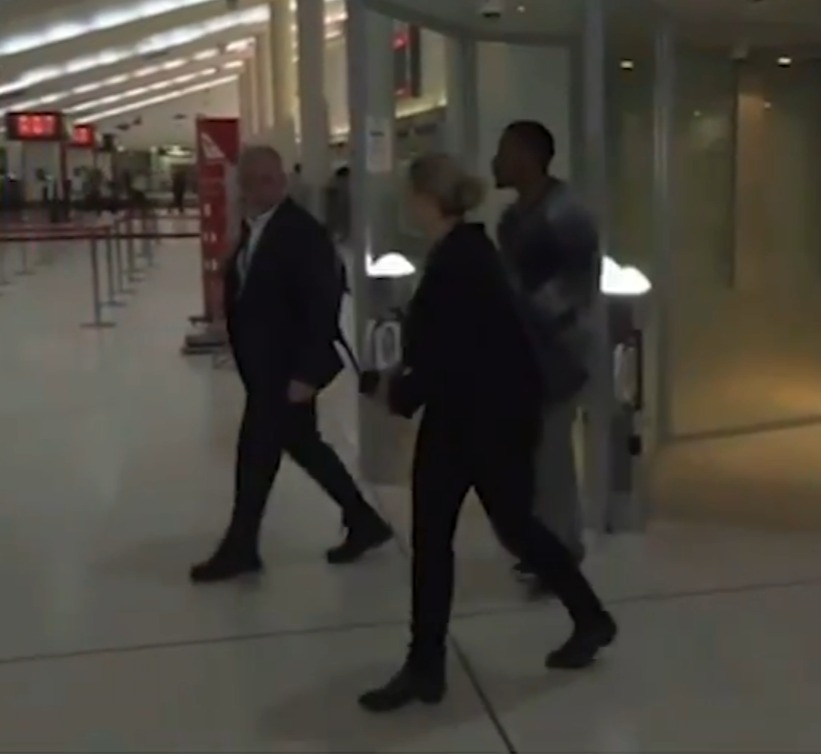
[1, 229, 821, 752]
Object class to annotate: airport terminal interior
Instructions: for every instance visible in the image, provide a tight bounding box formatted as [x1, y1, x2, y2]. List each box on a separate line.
[2, 0, 821, 750]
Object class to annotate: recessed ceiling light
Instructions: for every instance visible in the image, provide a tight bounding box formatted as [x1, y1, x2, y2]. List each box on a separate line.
[620, 59, 635, 70]
[517, 4, 526, 11]
[778, 56, 792, 66]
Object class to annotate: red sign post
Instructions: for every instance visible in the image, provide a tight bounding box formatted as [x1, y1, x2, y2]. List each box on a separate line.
[195, 116, 240, 323]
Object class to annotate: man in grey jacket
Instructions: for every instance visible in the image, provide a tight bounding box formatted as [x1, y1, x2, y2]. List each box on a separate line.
[492, 121, 600, 581]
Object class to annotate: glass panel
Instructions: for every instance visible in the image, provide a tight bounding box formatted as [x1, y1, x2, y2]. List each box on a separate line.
[605, 4, 657, 273]
[670, 35, 821, 436]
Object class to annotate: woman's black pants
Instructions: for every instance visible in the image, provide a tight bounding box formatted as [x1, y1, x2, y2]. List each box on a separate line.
[409, 407, 604, 666]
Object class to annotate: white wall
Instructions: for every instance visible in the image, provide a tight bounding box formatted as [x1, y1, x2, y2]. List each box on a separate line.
[324, 28, 447, 137]
[94, 81, 239, 150]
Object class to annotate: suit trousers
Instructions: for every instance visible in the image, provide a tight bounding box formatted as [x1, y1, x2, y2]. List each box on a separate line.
[226, 393, 373, 550]
[533, 400, 585, 562]
[408, 407, 603, 665]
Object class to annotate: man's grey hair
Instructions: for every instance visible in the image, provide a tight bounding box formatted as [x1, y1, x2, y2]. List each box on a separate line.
[238, 144, 283, 168]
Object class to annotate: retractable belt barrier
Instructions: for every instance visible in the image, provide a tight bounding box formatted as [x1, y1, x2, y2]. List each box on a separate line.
[0, 210, 199, 328]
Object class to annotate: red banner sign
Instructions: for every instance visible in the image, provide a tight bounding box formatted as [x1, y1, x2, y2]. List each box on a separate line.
[4, 111, 65, 141]
[70, 124, 96, 148]
[196, 116, 240, 322]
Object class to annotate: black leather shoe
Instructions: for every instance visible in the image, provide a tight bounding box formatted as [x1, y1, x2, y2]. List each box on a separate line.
[359, 664, 446, 713]
[513, 560, 535, 581]
[546, 612, 617, 669]
[326, 519, 392, 564]
[189, 551, 263, 584]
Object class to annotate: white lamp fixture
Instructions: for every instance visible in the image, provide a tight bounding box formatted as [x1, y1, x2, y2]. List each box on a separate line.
[601, 257, 651, 296]
[366, 252, 416, 279]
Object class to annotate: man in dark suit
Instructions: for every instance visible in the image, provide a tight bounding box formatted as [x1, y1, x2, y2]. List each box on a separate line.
[190, 145, 391, 584]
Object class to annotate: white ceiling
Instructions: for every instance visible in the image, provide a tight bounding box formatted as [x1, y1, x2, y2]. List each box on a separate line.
[1, 0, 821, 150]
[0, 0, 345, 145]
[376, 0, 821, 46]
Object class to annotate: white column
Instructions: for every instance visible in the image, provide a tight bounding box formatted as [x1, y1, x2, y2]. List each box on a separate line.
[581, 0, 613, 538]
[269, 0, 298, 167]
[443, 36, 479, 171]
[651, 15, 675, 445]
[238, 67, 255, 140]
[254, 32, 274, 132]
[346, 2, 403, 483]
[296, 0, 331, 218]
[247, 57, 260, 135]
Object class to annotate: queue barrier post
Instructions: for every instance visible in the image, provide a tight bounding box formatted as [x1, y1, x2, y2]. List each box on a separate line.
[0, 242, 10, 288]
[125, 214, 144, 285]
[140, 209, 155, 267]
[103, 228, 125, 309]
[81, 233, 116, 329]
[16, 238, 34, 276]
[115, 217, 135, 295]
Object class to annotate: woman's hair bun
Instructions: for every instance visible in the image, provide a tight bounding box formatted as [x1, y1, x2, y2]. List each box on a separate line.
[408, 152, 486, 217]
[453, 175, 486, 214]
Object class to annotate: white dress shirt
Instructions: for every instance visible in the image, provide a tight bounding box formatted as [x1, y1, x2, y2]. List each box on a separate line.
[238, 203, 279, 287]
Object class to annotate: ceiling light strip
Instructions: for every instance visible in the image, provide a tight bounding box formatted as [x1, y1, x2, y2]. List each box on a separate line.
[85, 75, 237, 122]
[67, 68, 219, 113]
[0, 6, 267, 98]
[0, 47, 242, 116]
[0, 4, 346, 100]
[0, 0, 219, 57]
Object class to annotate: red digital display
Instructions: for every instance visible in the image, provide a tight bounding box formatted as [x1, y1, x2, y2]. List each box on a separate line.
[4, 111, 66, 142]
[70, 124, 95, 148]
[393, 24, 421, 99]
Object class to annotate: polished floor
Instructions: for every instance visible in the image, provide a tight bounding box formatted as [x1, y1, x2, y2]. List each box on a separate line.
[1, 228, 821, 752]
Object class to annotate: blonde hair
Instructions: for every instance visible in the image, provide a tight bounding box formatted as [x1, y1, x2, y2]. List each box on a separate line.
[407, 152, 485, 217]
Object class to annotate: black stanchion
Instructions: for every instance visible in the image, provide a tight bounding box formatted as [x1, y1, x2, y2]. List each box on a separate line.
[0, 244, 11, 288]
[139, 210, 155, 268]
[102, 230, 125, 309]
[16, 240, 33, 276]
[126, 216, 144, 284]
[115, 220, 134, 295]
[80, 235, 116, 329]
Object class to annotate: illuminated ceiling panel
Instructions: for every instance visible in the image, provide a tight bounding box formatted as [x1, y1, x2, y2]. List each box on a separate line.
[85, 75, 238, 122]
[0, 4, 347, 100]
[0, 47, 247, 117]
[0, 0, 220, 57]
[0, 6, 267, 98]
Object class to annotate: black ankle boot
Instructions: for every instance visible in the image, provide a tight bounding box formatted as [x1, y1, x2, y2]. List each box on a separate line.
[326, 516, 392, 564]
[546, 611, 617, 669]
[358, 661, 446, 713]
[189, 548, 262, 584]
[190, 529, 262, 584]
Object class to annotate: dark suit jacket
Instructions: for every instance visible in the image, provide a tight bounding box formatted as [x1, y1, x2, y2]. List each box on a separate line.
[392, 222, 542, 438]
[224, 197, 343, 395]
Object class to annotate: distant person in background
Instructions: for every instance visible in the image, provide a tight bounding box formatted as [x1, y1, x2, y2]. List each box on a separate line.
[129, 174, 149, 212]
[190, 145, 391, 584]
[171, 168, 187, 214]
[492, 121, 600, 586]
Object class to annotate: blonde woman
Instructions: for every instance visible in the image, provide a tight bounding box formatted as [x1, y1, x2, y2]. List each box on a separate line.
[359, 153, 616, 713]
